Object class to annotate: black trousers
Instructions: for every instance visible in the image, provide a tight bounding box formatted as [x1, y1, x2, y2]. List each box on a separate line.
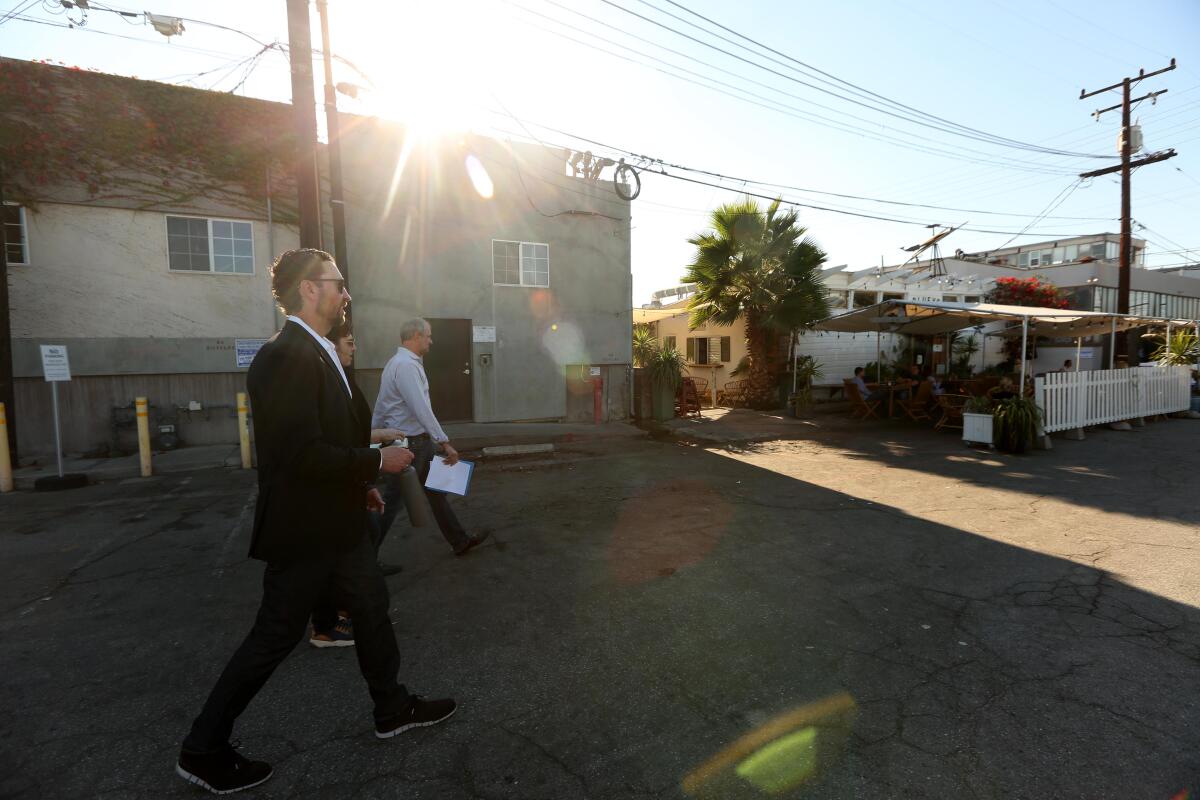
[182, 535, 411, 754]
[373, 435, 469, 553]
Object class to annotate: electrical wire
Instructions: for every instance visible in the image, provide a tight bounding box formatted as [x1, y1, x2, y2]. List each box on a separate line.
[512, 0, 1086, 175]
[593, 0, 1115, 159]
[492, 110, 1112, 221]
[509, 4, 1083, 176]
[988, 180, 1084, 251]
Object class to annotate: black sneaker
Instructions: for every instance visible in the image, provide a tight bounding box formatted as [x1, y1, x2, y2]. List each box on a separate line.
[375, 696, 457, 739]
[176, 742, 272, 795]
[454, 530, 491, 556]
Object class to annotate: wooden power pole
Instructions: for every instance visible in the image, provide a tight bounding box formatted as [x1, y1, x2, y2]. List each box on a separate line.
[285, 0, 323, 249]
[1079, 59, 1178, 362]
[316, 0, 350, 287]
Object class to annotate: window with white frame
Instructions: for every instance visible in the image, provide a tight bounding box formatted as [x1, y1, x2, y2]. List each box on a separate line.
[492, 239, 549, 287]
[664, 335, 677, 352]
[4, 204, 28, 265]
[167, 215, 254, 273]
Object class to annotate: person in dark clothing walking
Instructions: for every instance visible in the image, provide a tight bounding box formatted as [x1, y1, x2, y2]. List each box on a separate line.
[176, 250, 455, 795]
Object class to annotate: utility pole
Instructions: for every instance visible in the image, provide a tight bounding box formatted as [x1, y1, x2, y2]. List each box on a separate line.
[1079, 58, 1177, 363]
[316, 0, 350, 287]
[285, 0, 323, 248]
[0, 164, 17, 463]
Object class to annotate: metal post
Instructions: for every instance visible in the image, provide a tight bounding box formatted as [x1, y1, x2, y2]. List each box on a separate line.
[135, 396, 152, 478]
[875, 330, 881, 382]
[1019, 318, 1029, 393]
[51, 382, 64, 478]
[0, 402, 12, 492]
[237, 391, 252, 469]
[1109, 317, 1117, 368]
[1075, 337, 1082, 371]
[0, 165, 18, 464]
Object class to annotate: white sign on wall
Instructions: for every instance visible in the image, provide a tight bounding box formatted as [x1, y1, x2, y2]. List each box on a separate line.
[472, 325, 496, 343]
[40, 344, 72, 382]
[235, 339, 269, 368]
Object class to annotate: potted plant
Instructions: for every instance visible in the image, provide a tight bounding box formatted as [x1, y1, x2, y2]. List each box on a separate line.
[648, 345, 687, 421]
[992, 396, 1043, 453]
[787, 356, 824, 417]
[962, 395, 994, 446]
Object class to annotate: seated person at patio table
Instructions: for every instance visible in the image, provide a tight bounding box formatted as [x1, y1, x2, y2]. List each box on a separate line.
[851, 367, 886, 403]
[989, 376, 1017, 401]
[896, 364, 922, 400]
[925, 370, 945, 397]
[1053, 359, 1073, 373]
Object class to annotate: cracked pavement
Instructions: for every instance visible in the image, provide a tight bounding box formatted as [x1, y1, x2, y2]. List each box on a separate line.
[1, 420, 1198, 798]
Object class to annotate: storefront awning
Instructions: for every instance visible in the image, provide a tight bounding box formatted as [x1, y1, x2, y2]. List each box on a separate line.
[813, 299, 1196, 339]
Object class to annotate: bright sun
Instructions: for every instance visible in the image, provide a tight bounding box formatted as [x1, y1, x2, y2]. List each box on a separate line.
[340, 0, 505, 138]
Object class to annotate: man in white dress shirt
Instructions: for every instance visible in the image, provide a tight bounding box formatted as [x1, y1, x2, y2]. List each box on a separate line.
[372, 318, 488, 563]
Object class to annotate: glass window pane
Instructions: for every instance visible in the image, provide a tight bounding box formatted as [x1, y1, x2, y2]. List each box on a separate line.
[187, 218, 207, 237]
[1065, 244, 1078, 261]
[8, 243, 25, 263]
[213, 254, 234, 272]
[231, 221, 251, 239]
[167, 216, 189, 235]
[211, 220, 232, 238]
[233, 239, 252, 257]
[213, 238, 233, 255]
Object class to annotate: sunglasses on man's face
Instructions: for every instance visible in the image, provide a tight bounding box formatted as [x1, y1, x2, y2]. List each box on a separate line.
[308, 278, 346, 294]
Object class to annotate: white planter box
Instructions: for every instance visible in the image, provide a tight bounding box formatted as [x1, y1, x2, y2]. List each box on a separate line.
[963, 412, 994, 446]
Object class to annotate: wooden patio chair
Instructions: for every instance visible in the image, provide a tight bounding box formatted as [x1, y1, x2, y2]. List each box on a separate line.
[675, 377, 702, 419]
[897, 380, 933, 422]
[843, 379, 882, 420]
[717, 380, 746, 407]
[934, 393, 968, 431]
[690, 377, 709, 404]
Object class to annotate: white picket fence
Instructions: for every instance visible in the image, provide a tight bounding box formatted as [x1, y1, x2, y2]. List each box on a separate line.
[1035, 365, 1191, 433]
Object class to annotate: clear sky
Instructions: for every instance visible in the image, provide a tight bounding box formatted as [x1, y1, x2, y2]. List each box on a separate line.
[3, 0, 1198, 304]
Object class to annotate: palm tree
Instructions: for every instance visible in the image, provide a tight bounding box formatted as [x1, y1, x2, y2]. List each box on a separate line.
[683, 197, 830, 408]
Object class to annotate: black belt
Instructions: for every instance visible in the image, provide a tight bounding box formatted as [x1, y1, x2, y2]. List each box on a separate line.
[405, 432, 430, 440]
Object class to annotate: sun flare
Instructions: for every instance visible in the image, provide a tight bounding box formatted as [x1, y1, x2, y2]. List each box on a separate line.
[340, 0, 506, 139]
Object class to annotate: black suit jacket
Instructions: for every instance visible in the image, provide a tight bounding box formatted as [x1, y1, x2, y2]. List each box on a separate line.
[246, 321, 380, 562]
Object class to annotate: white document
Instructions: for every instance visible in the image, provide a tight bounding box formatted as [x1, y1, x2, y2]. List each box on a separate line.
[425, 458, 474, 496]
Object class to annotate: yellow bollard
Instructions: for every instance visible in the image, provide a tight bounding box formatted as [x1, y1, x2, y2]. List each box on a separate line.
[0, 402, 13, 493]
[237, 392, 252, 469]
[135, 397, 152, 477]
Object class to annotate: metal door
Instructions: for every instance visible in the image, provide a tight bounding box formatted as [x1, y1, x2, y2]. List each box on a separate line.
[425, 318, 474, 422]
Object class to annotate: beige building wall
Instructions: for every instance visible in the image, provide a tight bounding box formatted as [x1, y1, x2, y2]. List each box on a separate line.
[650, 306, 747, 399]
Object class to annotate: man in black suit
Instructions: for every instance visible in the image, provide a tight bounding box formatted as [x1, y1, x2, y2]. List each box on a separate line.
[176, 249, 456, 795]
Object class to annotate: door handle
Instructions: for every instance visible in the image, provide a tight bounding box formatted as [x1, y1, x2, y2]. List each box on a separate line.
[463, 369, 471, 375]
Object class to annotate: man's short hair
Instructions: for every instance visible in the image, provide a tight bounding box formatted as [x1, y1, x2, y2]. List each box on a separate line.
[400, 318, 429, 343]
[854, 366, 865, 376]
[271, 248, 334, 315]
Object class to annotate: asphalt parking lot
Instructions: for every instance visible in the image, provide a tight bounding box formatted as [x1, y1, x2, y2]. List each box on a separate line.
[2, 419, 1198, 799]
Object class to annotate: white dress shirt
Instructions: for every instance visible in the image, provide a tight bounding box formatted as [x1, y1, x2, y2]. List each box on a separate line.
[372, 347, 449, 443]
[285, 316, 380, 470]
[286, 315, 351, 397]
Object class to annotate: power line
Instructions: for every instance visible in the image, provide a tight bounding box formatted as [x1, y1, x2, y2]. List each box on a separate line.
[509, 3, 1084, 175]
[487, 110, 1111, 221]
[516, 0, 1089, 176]
[595, 0, 1115, 160]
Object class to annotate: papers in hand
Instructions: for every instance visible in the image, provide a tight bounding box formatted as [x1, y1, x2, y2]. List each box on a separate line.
[425, 457, 474, 496]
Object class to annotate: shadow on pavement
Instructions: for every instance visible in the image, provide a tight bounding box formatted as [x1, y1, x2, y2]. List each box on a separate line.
[1, 439, 1197, 799]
